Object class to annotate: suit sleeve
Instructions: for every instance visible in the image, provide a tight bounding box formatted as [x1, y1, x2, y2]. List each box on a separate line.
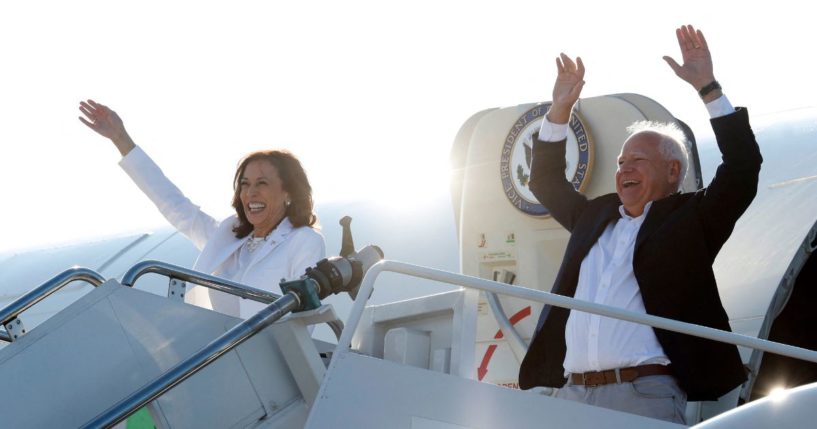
[119, 146, 220, 250]
[528, 135, 589, 232]
[698, 107, 763, 257]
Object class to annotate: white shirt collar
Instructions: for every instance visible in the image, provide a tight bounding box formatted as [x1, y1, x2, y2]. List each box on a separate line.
[618, 200, 653, 223]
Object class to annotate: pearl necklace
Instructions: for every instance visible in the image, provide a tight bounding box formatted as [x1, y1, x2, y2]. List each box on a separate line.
[245, 218, 285, 253]
[245, 235, 268, 253]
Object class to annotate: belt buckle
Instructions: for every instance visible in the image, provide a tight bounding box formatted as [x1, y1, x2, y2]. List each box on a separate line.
[581, 368, 621, 387]
[582, 371, 602, 387]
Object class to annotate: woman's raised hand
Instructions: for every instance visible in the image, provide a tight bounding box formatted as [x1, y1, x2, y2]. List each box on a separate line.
[78, 99, 135, 156]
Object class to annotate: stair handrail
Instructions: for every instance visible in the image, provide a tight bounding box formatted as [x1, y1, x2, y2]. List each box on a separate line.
[0, 267, 106, 342]
[121, 260, 344, 338]
[335, 260, 817, 367]
[122, 259, 282, 302]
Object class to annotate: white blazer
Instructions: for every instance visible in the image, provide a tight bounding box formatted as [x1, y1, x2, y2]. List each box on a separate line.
[120, 146, 326, 318]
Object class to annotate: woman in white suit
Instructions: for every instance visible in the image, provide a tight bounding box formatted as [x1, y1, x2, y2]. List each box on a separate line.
[78, 99, 326, 319]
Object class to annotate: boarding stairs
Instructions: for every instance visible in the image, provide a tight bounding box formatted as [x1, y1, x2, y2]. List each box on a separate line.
[0, 261, 339, 428]
[2, 260, 817, 428]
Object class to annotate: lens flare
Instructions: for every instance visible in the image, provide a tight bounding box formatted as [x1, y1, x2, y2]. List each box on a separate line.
[768, 386, 789, 402]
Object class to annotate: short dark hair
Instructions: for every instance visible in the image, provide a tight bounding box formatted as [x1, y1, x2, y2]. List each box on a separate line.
[231, 150, 317, 238]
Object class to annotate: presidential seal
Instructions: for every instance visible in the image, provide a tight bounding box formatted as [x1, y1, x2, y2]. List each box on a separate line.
[500, 103, 593, 216]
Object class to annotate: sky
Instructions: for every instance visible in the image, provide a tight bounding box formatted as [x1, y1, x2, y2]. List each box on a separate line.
[1, 0, 815, 253]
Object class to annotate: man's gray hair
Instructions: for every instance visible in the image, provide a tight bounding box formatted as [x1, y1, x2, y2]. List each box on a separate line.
[626, 121, 689, 191]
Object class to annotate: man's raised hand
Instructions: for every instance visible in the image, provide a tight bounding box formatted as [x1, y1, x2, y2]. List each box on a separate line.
[548, 53, 585, 124]
[663, 25, 717, 95]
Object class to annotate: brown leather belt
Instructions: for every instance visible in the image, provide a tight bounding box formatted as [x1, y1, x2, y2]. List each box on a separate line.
[569, 364, 672, 387]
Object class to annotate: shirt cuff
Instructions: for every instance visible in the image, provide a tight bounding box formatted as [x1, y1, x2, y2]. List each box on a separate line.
[119, 144, 144, 169]
[706, 95, 735, 119]
[538, 115, 569, 142]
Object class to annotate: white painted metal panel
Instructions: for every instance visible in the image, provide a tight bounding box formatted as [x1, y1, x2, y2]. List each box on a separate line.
[306, 352, 684, 429]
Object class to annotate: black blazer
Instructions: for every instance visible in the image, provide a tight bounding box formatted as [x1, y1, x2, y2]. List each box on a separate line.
[518, 108, 762, 401]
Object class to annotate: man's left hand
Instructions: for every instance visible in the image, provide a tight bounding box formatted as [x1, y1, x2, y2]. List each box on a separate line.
[663, 25, 717, 94]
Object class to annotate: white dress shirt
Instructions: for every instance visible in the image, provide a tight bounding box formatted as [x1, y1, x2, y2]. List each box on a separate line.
[563, 202, 670, 373]
[539, 95, 736, 374]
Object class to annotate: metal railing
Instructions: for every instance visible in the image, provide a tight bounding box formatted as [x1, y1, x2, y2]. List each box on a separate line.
[82, 291, 302, 428]
[0, 267, 106, 342]
[85, 259, 817, 428]
[335, 260, 817, 366]
[122, 260, 283, 302]
[121, 260, 344, 338]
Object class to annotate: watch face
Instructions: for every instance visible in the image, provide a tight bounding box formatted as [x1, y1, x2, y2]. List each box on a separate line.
[500, 103, 594, 216]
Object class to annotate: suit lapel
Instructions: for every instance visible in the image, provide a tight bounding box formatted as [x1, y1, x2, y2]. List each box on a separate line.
[635, 195, 681, 251]
[244, 218, 294, 274]
[581, 202, 621, 257]
[558, 201, 621, 298]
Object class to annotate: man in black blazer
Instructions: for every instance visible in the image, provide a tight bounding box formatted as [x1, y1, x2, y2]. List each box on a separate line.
[518, 25, 762, 424]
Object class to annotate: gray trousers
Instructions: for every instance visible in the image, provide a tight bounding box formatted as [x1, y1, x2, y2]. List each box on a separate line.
[556, 375, 687, 424]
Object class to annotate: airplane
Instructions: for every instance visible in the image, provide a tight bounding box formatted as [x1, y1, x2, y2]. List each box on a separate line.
[0, 93, 815, 428]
